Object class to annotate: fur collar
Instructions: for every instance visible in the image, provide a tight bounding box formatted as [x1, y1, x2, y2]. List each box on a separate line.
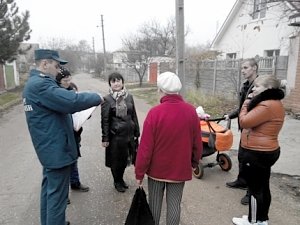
[247, 88, 285, 111]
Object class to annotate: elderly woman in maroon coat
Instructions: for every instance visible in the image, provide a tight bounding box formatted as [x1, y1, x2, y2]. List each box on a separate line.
[135, 72, 202, 225]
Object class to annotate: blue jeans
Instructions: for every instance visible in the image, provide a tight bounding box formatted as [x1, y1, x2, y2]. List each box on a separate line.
[40, 165, 71, 225]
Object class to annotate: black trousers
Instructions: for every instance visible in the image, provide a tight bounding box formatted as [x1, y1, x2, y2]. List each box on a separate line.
[106, 138, 130, 184]
[237, 143, 248, 185]
[240, 147, 280, 222]
[111, 167, 126, 183]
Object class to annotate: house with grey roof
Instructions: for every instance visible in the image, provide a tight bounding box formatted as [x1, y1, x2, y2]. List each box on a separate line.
[211, 0, 300, 113]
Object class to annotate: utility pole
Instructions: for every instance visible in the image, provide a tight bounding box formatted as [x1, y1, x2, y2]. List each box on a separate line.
[101, 14, 107, 73]
[175, 0, 185, 97]
[92, 37, 96, 71]
[92, 37, 96, 57]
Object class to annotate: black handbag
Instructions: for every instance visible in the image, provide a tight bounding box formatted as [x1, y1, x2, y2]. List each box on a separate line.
[125, 187, 155, 225]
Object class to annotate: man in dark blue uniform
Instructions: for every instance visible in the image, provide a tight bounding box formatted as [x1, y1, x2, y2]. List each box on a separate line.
[23, 49, 104, 225]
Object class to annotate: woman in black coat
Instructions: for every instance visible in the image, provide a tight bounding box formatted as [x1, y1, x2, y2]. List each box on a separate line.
[101, 72, 140, 192]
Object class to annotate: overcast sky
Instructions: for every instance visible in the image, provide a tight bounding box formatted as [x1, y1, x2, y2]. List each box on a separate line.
[16, 0, 236, 52]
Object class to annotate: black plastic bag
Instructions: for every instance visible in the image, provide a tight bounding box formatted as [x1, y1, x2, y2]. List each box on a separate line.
[129, 138, 139, 165]
[125, 187, 155, 225]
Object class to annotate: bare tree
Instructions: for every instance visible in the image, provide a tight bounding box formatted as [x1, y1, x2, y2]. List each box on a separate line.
[186, 44, 221, 89]
[39, 37, 70, 50]
[121, 18, 178, 86]
[137, 18, 177, 56]
[39, 38, 105, 74]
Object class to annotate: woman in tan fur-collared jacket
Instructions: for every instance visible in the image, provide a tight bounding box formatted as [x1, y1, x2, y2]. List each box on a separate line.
[232, 75, 285, 225]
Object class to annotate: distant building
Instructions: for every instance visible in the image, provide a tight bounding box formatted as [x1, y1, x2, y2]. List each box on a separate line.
[211, 0, 300, 113]
[211, 0, 300, 59]
[0, 42, 39, 92]
[148, 56, 175, 84]
[17, 43, 39, 74]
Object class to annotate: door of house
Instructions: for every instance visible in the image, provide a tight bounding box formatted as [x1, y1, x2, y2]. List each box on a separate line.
[149, 62, 158, 84]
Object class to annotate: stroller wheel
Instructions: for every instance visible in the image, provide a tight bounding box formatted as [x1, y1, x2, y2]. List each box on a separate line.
[193, 162, 204, 179]
[217, 153, 232, 171]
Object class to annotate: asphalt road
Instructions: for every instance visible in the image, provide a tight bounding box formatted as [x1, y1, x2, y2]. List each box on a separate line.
[0, 73, 299, 225]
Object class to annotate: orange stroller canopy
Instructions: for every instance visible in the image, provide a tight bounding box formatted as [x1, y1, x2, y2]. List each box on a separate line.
[200, 120, 233, 151]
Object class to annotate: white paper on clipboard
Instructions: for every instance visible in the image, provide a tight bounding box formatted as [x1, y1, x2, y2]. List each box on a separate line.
[72, 106, 97, 131]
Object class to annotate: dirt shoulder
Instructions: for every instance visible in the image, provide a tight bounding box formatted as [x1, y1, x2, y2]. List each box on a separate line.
[272, 173, 300, 200]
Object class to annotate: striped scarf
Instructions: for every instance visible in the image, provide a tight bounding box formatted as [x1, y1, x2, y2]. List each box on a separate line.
[109, 87, 128, 118]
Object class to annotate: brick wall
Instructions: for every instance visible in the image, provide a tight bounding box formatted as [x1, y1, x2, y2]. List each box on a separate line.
[283, 46, 300, 113]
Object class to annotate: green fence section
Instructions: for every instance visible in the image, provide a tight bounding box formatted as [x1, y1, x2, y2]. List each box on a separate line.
[5, 65, 15, 89]
[0, 66, 5, 91]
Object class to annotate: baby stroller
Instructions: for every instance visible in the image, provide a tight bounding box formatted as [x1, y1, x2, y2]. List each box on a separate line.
[193, 117, 233, 179]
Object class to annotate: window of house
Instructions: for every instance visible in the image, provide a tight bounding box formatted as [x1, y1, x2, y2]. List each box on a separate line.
[264, 49, 280, 57]
[226, 53, 237, 59]
[253, 0, 267, 19]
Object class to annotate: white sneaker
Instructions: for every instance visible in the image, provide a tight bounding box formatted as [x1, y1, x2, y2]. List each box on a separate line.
[232, 215, 268, 225]
[232, 215, 253, 225]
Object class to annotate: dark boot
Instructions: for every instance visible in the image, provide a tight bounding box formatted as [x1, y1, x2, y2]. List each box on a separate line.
[226, 179, 247, 190]
[111, 168, 126, 192]
[241, 190, 250, 205]
[121, 179, 129, 189]
[71, 183, 90, 192]
[114, 182, 126, 192]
